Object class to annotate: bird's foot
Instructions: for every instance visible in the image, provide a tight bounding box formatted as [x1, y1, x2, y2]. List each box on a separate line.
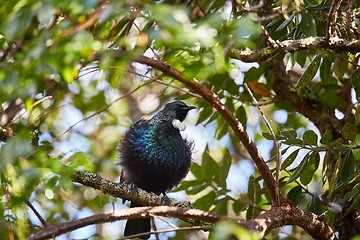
[128, 182, 138, 190]
[159, 194, 171, 205]
[175, 201, 193, 208]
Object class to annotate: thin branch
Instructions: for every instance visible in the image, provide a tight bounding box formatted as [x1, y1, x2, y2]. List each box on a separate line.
[244, 83, 281, 204]
[118, 225, 211, 240]
[25, 200, 48, 228]
[9, 96, 53, 126]
[325, 0, 342, 41]
[27, 206, 223, 240]
[229, 37, 360, 62]
[61, 1, 106, 37]
[126, 69, 201, 98]
[51, 81, 152, 143]
[342, 0, 360, 38]
[27, 202, 336, 240]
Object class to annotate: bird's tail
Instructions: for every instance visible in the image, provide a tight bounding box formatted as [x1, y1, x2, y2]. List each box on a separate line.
[124, 202, 151, 239]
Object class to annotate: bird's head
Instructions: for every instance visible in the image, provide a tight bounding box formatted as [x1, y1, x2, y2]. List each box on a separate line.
[151, 101, 195, 124]
[164, 101, 196, 122]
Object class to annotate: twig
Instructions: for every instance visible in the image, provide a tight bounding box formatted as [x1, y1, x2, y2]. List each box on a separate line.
[8, 96, 53, 126]
[32, 96, 53, 108]
[61, 1, 106, 37]
[244, 83, 282, 205]
[229, 37, 360, 62]
[325, 0, 343, 42]
[25, 200, 49, 227]
[119, 225, 210, 240]
[153, 215, 177, 228]
[342, 0, 360, 38]
[126, 69, 201, 98]
[51, 81, 152, 143]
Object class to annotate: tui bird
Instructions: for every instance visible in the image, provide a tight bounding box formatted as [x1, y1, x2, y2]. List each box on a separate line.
[119, 101, 196, 239]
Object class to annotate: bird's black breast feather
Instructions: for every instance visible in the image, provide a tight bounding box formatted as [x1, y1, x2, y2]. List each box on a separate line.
[119, 119, 192, 194]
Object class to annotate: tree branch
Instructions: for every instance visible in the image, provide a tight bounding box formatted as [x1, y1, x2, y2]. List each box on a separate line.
[264, 61, 343, 136]
[73, 171, 170, 206]
[25, 200, 48, 228]
[70, 171, 336, 240]
[27, 203, 336, 240]
[229, 37, 360, 62]
[325, 0, 342, 41]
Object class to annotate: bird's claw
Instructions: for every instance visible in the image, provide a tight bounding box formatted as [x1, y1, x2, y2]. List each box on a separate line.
[174, 201, 192, 208]
[128, 182, 138, 190]
[160, 194, 171, 205]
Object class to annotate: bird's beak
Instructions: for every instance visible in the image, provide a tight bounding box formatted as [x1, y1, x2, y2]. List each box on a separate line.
[184, 105, 196, 111]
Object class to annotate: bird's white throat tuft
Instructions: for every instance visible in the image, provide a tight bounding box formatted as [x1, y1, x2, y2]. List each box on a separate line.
[172, 119, 186, 131]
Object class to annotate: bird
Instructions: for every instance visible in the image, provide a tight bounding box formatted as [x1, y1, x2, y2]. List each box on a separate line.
[118, 100, 196, 239]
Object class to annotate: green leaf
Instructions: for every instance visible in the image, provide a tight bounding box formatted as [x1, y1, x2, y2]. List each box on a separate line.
[262, 132, 285, 140]
[283, 138, 304, 146]
[247, 176, 261, 204]
[287, 186, 303, 206]
[210, 221, 258, 240]
[320, 129, 333, 144]
[296, 50, 308, 68]
[281, 149, 300, 170]
[344, 197, 360, 217]
[281, 146, 291, 155]
[287, 154, 309, 184]
[213, 44, 226, 73]
[186, 184, 208, 195]
[201, 152, 219, 182]
[68, 152, 94, 171]
[197, 106, 213, 124]
[190, 162, 202, 180]
[320, 89, 348, 110]
[293, 55, 321, 92]
[213, 197, 229, 215]
[262, 132, 274, 140]
[339, 151, 355, 184]
[303, 130, 318, 146]
[245, 205, 261, 219]
[308, 195, 324, 214]
[275, 13, 296, 32]
[352, 68, 360, 101]
[216, 120, 229, 140]
[355, 105, 360, 126]
[320, 57, 332, 82]
[233, 198, 248, 213]
[306, 1, 332, 10]
[4, 7, 33, 41]
[46, 175, 60, 189]
[280, 129, 297, 139]
[341, 122, 357, 141]
[300, 152, 319, 185]
[235, 106, 247, 130]
[0, 138, 33, 170]
[244, 66, 264, 82]
[173, 180, 199, 192]
[216, 149, 231, 188]
[205, 111, 219, 126]
[193, 191, 216, 210]
[300, 12, 316, 36]
[334, 57, 348, 78]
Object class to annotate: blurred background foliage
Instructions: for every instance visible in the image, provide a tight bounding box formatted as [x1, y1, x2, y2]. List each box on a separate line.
[0, 0, 359, 239]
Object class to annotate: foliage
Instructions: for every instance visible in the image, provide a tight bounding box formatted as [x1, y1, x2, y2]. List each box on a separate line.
[0, 0, 359, 239]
